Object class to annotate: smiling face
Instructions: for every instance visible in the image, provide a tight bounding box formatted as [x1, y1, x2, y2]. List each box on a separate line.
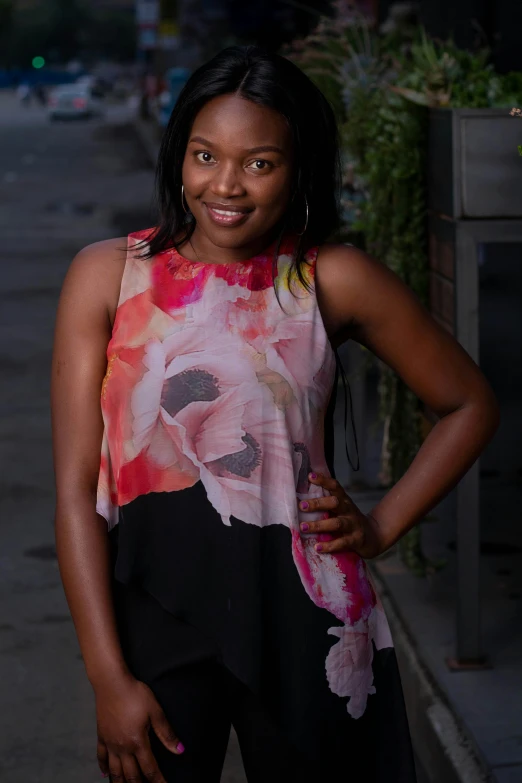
[180, 93, 295, 263]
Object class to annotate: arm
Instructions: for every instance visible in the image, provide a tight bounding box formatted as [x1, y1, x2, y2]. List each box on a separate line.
[305, 244, 500, 556]
[51, 239, 184, 781]
[51, 238, 130, 689]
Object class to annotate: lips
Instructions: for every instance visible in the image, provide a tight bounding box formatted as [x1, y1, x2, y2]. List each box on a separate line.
[204, 202, 253, 227]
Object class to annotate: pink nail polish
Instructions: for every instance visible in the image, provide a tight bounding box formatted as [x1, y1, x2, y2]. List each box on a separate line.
[323, 512, 330, 519]
[301, 501, 309, 510]
[177, 742, 185, 753]
[315, 544, 323, 552]
[301, 523, 309, 532]
[309, 472, 317, 479]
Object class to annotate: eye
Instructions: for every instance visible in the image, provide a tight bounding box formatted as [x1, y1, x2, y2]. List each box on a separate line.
[195, 151, 214, 163]
[247, 159, 273, 172]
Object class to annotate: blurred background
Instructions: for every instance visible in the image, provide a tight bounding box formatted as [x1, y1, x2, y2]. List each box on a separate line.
[0, 1, 521, 782]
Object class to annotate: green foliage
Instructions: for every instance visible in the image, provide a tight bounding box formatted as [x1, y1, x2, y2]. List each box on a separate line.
[286, 15, 521, 576]
[391, 28, 520, 109]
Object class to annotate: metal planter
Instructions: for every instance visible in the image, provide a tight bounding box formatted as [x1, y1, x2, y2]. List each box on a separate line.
[428, 107, 522, 219]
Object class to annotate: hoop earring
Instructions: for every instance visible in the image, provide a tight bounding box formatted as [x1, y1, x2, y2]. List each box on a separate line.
[181, 184, 190, 214]
[295, 194, 308, 236]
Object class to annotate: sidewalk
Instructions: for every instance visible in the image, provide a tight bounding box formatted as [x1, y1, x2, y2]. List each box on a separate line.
[354, 486, 522, 783]
[133, 113, 522, 783]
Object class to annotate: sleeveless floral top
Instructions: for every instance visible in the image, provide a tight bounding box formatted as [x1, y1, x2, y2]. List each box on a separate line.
[96, 227, 393, 720]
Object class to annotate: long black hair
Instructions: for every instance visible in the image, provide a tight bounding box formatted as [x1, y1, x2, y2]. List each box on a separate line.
[140, 44, 343, 294]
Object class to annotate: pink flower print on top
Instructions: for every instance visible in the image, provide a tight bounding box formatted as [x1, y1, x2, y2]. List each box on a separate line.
[215, 254, 274, 291]
[291, 525, 393, 718]
[325, 624, 375, 719]
[128, 325, 297, 529]
[130, 327, 255, 459]
[206, 380, 299, 528]
[151, 250, 212, 314]
[96, 229, 394, 721]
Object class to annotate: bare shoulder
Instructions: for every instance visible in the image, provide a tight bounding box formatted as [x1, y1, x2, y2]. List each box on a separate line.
[315, 241, 400, 299]
[68, 236, 128, 289]
[314, 241, 411, 343]
[62, 236, 128, 326]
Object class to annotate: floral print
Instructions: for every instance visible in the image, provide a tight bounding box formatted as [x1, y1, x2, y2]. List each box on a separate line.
[97, 227, 393, 719]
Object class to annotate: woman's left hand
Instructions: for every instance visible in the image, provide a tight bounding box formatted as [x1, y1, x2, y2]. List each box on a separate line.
[298, 472, 384, 559]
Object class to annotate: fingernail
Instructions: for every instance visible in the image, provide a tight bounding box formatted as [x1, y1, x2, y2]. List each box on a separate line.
[300, 501, 309, 510]
[301, 523, 309, 532]
[315, 544, 323, 552]
[323, 512, 329, 519]
[309, 472, 317, 479]
[177, 742, 185, 753]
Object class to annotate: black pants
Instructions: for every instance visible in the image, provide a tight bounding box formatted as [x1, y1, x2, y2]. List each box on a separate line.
[145, 657, 335, 783]
[112, 577, 338, 783]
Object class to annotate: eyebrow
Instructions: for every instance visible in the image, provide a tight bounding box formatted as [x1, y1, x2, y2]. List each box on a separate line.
[188, 136, 285, 155]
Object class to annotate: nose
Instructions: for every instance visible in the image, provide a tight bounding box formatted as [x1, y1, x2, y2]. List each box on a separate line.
[209, 161, 246, 198]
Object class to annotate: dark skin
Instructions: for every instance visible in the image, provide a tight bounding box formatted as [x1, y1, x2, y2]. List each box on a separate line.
[51, 93, 500, 781]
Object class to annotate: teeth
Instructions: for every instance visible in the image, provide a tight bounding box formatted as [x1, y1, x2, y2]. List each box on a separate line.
[211, 208, 244, 216]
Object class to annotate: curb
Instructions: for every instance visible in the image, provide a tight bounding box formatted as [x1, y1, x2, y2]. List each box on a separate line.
[370, 565, 494, 783]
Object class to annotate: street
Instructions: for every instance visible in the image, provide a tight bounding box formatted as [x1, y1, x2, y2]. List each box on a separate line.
[0, 92, 246, 783]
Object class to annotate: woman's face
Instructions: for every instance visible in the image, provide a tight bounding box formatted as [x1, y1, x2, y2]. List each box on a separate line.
[181, 93, 295, 256]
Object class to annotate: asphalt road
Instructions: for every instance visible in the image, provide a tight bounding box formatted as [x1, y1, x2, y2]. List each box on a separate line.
[0, 91, 428, 783]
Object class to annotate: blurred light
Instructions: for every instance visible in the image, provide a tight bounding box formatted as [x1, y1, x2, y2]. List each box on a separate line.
[32, 56, 45, 69]
[73, 97, 87, 109]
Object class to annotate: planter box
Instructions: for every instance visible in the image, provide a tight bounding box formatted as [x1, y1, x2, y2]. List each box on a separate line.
[428, 108, 522, 219]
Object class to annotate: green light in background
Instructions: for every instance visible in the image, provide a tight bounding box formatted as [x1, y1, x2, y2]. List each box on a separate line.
[32, 56, 45, 69]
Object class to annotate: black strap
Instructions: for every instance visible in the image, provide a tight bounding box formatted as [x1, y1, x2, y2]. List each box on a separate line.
[334, 347, 360, 472]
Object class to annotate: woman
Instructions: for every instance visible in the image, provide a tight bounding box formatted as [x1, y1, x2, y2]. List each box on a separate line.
[51, 45, 499, 783]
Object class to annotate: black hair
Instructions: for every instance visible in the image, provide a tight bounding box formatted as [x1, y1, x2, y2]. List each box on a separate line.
[139, 44, 343, 296]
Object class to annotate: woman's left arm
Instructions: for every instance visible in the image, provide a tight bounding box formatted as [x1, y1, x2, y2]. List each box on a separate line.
[308, 244, 500, 557]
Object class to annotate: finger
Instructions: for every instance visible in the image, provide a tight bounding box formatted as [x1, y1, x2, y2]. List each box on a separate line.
[299, 494, 340, 513]
[121, 753, 144, 783]
[307, 472, 341, 493]
[300, 515, 352, 535]
[97, 739, 110, 777]
[150, 707, 185, 755]
[315, 534, 359, 554]
[308, 472, 354, 505]
[107, 752, 124, 782]
[135, 737, 168, 783]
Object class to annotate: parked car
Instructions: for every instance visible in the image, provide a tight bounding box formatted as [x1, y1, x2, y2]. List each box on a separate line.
[47, 84, 105, 120]
[75, 74, 111, 98]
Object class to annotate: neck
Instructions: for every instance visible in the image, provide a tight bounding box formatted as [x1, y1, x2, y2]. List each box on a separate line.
[180, 224, 286, 265]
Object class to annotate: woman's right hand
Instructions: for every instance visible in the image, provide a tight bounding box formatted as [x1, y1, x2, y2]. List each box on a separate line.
[95, 672, 185, 782]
